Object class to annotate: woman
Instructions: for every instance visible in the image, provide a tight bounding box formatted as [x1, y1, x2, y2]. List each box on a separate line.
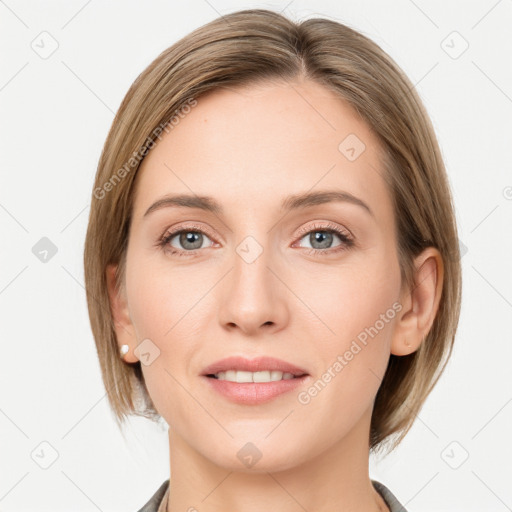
[83, 9, 462, 512]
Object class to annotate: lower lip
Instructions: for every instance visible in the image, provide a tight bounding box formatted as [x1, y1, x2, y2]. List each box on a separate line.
[202, 375, 310, 405]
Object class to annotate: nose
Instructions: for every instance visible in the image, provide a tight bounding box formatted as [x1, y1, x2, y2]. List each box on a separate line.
[217, 239, 289, 336]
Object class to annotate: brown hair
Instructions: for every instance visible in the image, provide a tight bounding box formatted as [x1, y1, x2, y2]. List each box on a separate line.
[83, 8, 462, 454]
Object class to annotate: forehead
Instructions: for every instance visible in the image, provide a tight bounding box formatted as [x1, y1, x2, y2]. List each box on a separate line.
[132, 79, 389, 220]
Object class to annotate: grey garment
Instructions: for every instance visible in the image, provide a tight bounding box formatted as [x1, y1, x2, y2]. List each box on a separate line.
[136, 478, 408, 512]
[372, 480, 408, 512]
[136, 480, 168, 512]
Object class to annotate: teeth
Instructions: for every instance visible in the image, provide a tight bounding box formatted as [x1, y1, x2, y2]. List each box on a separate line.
[213, 370, 296, 382]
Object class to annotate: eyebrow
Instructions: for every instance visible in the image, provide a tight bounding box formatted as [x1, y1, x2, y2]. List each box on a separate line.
[143, 190, 374, 219]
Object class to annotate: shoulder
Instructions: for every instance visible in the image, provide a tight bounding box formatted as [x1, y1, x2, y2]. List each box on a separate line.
[135, 479, 170, 512]
[371, 479, 408, 512]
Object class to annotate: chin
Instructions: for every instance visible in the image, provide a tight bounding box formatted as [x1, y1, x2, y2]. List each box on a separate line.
[200, 436, 305, 474]
[213, 452, 302, 474]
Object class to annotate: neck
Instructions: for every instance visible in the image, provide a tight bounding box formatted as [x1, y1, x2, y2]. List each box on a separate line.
[165, 405, 387, 512]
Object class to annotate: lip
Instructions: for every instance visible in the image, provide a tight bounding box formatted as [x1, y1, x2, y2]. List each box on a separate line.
[203, 375, 310, 405]
[201, 356, 309, 377]
[201, 356, 310, 405]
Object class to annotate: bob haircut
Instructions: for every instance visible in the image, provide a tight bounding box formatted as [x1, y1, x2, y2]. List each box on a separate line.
[83, 8, 462, 455]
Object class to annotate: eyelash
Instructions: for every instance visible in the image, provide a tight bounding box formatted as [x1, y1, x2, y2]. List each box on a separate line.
[157, 222, 355, 258]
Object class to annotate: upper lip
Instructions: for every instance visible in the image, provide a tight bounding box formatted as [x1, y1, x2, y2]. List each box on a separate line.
[201, 356, 309, 377]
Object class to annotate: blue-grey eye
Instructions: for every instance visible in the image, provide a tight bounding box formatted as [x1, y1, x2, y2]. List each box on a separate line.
[170, 231, 211, 251]
[299, 230, 343, 250]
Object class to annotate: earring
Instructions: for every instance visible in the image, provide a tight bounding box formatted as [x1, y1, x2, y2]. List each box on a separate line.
[120, 344, 129, 358]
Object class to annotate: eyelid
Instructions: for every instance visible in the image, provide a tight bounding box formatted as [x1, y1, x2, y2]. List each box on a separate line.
[293, 221, 353, 241]
[160, 222, 218, 242]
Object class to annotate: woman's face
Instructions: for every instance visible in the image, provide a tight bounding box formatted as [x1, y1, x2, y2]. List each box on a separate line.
[117, 79, 406, 471]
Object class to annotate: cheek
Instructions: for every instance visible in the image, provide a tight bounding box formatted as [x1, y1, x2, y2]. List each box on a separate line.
[293, 270, 400, 440]
[292, 251, 401, 413]
[125, 256, 211, 413]
[295, 255, 401, 352]
[126, 254, 209, 340]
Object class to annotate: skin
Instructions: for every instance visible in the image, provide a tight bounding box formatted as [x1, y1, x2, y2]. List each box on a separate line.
[107, 78, 443, 512]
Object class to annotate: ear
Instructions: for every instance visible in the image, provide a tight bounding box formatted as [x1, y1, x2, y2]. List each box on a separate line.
[106, 263, 139, 363]
[391, 247, 444, 356]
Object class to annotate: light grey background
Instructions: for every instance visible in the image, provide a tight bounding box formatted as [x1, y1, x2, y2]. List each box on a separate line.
[1, 1, 511, 511]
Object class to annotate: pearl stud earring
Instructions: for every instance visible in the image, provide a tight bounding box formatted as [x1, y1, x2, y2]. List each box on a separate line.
[120, 344, 129, 358]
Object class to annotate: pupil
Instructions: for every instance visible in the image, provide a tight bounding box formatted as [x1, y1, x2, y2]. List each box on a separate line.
[180, 231, 202, 250]
[311, 231, 332, 249]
